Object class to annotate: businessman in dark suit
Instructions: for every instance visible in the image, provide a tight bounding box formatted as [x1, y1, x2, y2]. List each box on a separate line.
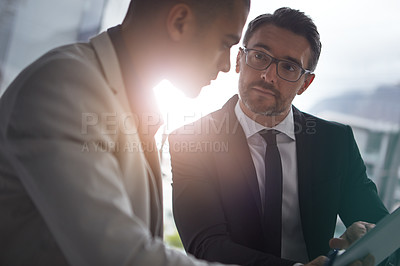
[169, 8, 388, 266]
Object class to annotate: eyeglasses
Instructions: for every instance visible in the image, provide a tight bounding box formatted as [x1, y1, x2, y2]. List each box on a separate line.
[241, 47, 313, 82]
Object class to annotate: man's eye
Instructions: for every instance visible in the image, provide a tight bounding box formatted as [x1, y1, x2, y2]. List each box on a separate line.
[254, 53, 265, 61]
[280, 62, 298, 72]
[223, 43, 233, 49]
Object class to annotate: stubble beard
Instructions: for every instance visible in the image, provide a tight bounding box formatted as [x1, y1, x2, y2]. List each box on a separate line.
[240, 82, 286, 117]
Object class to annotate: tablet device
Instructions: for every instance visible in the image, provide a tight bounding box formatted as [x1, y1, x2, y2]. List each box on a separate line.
[333, 206, 400, 266]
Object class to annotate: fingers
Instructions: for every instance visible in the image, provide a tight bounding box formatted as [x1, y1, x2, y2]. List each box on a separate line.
[329, 237, 348, 250]
[347, 222, 375, 243]
[331, 221, 376, 250]
[362, 222, 375, 233]
[346, 222, 367, 243]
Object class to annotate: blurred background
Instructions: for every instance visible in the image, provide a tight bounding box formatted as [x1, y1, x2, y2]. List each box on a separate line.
[1, 0, 399, 249]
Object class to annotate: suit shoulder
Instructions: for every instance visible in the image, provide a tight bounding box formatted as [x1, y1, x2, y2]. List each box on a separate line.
[0, 42, 115, 134]
[3, 42, 107, 100]
[31, 43, 100, 76]
[168, 105, 238, 147]
[300, 110, 352, 136]
[169, 112, 215, 142]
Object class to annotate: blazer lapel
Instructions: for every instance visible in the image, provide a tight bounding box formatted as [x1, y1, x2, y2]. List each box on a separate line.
[213, 95, 263, 216]
[293, 106, 315, 259]
[91, 31, 163, 236]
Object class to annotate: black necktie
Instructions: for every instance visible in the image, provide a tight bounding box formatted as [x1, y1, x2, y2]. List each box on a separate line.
[259, 129, 282, 257]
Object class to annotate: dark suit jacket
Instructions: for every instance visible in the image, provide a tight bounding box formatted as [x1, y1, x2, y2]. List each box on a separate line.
[169, 95, 388, 266]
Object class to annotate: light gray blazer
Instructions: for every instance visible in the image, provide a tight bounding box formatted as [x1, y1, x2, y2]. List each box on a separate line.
[0, 31, 226, 266]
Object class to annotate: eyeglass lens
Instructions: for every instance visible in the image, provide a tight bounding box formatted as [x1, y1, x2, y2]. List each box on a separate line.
[246, 49, 303, 82]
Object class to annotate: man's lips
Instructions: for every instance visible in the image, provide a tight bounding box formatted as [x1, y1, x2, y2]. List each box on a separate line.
[206, 75, 218, 85]
[252, 86, 276, 97]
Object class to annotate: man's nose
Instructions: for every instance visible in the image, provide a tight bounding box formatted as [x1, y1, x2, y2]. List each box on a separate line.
[261, 62, 278, 82]
[219, 51, 231, 73]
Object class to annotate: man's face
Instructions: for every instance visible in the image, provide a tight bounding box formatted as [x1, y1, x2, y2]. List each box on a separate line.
[236, 24, 315, 116]
[174, 2, 249, 97]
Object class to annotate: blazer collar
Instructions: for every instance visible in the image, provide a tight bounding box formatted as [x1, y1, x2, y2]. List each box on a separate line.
[90, 30, 163, 235]
[90, 30, 131, 114]
[235, 101, 296, 141]
[108, 25, 162, 137]
[293, 106, 315, 259]
[213, 95, 263, 215]
[213, 97, 315, 220]
[213, 97, 317, 257]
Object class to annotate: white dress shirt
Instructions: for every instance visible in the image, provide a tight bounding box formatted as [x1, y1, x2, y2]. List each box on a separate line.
[235, 102, 309, 263]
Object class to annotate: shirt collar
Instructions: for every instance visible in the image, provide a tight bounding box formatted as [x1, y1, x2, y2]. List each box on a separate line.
[234, 100, 295, 141]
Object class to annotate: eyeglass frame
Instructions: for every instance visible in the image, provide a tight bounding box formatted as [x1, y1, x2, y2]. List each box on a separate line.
[240, 47, 313, 82]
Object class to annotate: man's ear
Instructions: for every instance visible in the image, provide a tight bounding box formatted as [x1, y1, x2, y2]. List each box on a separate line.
[166, 4, 195, 41]
[235, 49, 243, 73]
[297, 73, 315, 95]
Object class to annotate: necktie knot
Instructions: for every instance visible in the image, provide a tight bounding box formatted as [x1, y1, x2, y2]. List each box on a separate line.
[259, 129, 279, 146]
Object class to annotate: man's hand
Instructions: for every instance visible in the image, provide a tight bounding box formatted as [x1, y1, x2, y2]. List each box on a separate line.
[294, 221, 376, 266]
[329, 221, 375, 250]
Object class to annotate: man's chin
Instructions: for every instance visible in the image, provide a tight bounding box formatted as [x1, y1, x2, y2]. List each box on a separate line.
[245, 101, 281, 116]
[183, 89, 202, 98]
[252, 106, 285, 116]
[172, 80, 204, 99]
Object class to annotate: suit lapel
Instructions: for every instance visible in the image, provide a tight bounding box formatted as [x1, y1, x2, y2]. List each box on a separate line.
[91, 31, 163, 237]
[213, 95, 262, 216]
[293, 106, 315, 259]
[213, 102, 318, 258]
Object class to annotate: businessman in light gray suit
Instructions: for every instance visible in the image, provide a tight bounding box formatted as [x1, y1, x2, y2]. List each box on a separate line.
[0, 0, 250, 265]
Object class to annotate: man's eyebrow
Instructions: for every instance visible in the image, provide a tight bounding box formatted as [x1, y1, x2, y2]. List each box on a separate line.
[284, 56, 303, 67]
[252, 43, 271, 51]
[252, 43, 303, 67]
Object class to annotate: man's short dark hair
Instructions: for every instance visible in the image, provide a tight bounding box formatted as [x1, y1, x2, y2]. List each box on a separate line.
[128, 0, 250, 26]
[186, 0, 251, 26]
[243, 7, 321, 72]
